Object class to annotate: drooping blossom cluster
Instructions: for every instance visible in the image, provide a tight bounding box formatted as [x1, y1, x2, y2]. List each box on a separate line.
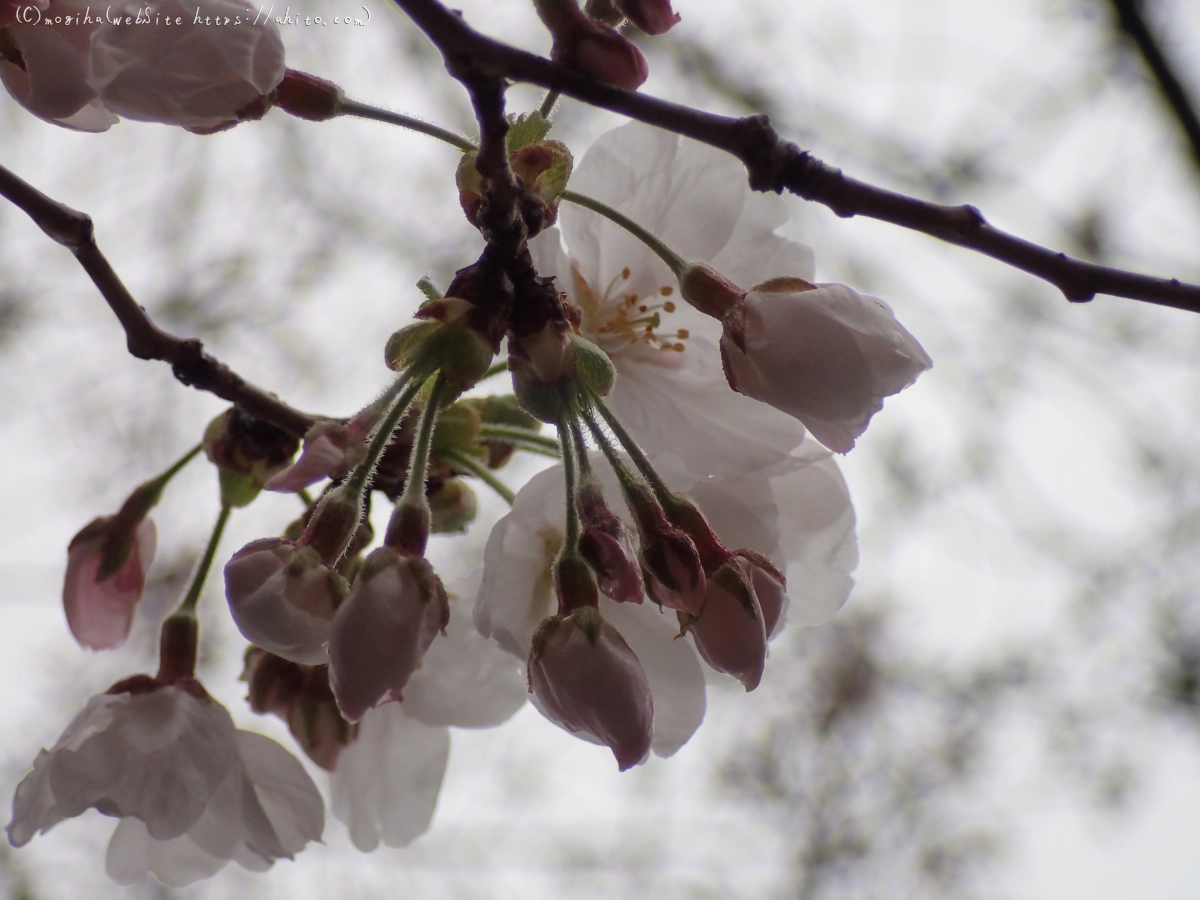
[5, 5, 932, 884]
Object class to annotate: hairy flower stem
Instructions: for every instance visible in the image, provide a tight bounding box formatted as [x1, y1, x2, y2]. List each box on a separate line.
[343, 370, 427, 498]
[557, 409, 584, 551]
[586, 390, 674, 504]
[477, 423, 562, 455]
[176, 503, 232, 617]
[442, 448, 516, 505]
[561, 189, 687, 276]
[338, 98, 477, 152]
[402, 374, 453, 508]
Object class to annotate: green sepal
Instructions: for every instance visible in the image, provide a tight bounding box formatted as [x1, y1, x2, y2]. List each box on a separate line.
[506, 111, 553, 151]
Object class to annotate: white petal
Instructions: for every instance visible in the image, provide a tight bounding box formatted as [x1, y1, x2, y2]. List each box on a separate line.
[404, 601, 527, 729]
[601, 599, 705, 757]
[235, 731, 324, 856]
[106, 817, 229, 887]
[329, 706, 450, 851]
[7, 751, 64, 847]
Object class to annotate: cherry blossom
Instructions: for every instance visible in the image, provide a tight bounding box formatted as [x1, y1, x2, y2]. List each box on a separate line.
[329, 586, 526, 850]
[62, 517, 157, 651]
[7, 680, 323, 885]
[529, 608, 654, 771]
[475, 441, 856, 757]
[89, 0, 285, 131]
[0, 0, 118, 131]
[530, 121, 814, 475]
[721, 281, 933, 453]
[224, 538, 346, 665]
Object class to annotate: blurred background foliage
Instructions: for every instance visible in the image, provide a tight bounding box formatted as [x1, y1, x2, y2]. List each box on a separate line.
[2, 0, 1200, 897]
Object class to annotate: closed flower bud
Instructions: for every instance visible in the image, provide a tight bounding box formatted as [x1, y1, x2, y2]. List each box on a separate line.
[87, 0, 286, 131]
[0, 0, 117, 131]
[623, 481, 705, 615]
[685, 557, 768, 691]
[63, 515, 157, 651]
[535, 0, 649, 91]
[528, 608, 653, 770]
[576, 481, 643, 604]
[328, 547, 449, 723]
[721, 282, 932, 453]
[224, 538, 348, 665]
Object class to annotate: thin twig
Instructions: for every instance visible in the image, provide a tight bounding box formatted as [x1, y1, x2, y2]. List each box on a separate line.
[390, 0, 1200, 314]
[0, 163, 317, 436]
[1109, 0, 1200, 179]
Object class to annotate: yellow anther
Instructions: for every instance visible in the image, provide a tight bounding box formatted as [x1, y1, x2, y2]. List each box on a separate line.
[663, 301, 676, 312]
[660, 286, 674, 296]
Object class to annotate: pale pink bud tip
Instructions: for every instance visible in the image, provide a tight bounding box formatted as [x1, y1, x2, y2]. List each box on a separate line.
[328, 548, 449, 723]
[529, 609, 654, 771]
[721, 283, 932, 453]
[63, 517, 156, 651]
[224, 538, 344, 665]
[688, 559, 767, 691]
[87, 0, 287, 130]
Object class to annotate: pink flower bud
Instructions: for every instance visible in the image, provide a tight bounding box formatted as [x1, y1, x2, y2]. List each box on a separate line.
[535, 0, 649, 91]
[624, 481, 705, 615]
[224, 538, 346, 665]
[87, 0, 286, 131]
[265, 415, 371, 493]
[576, 482, 643, 605]
[737, 549, 788, 639]
[328, 547, 449, 723]
[686, 557, 767, 691]
[0, 0, 118, 132]
[721, 282, 932, 453]
[529, 608, 653, 770]
[614, 0, 680, 35]
[63, 516, 156, 651]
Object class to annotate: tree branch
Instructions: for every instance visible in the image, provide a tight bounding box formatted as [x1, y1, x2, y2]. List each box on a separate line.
[392, 0, 1200, 314]
[0, 163, 318, 437]
[1109, 0, 1200, 179]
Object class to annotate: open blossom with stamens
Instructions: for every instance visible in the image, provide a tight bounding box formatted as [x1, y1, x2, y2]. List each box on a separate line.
[475, 441, 857, 757]
[721, 280, 933, 453]
[531, 121, 814, 475]
[63, 516, 156, 651]
[7, 677, 323, 885]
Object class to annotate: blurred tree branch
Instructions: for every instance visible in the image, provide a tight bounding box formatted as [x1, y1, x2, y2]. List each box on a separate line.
[392, 0, 1200, 313]
[0, 163, 317, 437]
[1110, 0, 1200, 177]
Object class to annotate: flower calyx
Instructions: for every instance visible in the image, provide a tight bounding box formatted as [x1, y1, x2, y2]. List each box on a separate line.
[203, 407, 300, 508]
[273, 68, 345, 121]
[458, 138, 574, 238]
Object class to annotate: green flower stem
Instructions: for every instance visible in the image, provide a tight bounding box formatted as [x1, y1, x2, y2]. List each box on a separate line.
[561, 189, 687, 277]
[539, 90, 560, 119]
[337, 99, 477, 153]
[477, 424, 560, 452]
[481, 359, 510, 381]
[566, 415, 593, 480]
[343, 370, 427, 497]
[442, 449, 516, 506]
[297, 488, 315, 508]
[586, 390, 674, 503]
[121, 442, 204, 521]
[401, 374, 453, 507]
[176, 503, 232, 617]
[153, 443, 204, 487]
[557, 411, 583, 551]
[582, 406, 643, 501]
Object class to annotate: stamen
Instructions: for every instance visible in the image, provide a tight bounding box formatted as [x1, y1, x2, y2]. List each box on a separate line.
[582, 265, 695, 353]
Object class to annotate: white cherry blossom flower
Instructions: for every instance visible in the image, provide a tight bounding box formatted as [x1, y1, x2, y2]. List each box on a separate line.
[7, 679, 323, 885]
[329, 584, 526, 850]
[474, 441, 856, 756]
[531, 121, 814, 475]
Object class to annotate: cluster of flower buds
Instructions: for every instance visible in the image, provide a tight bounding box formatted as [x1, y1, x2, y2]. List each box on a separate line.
[532, 0, 680, 90]
[0, 0, 285, 132]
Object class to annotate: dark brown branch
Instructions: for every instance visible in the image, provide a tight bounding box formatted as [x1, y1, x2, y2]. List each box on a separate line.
[1110, 0, 1200, 178]
[392, 0, 1200, 314]
[0, 164, 317, 437]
